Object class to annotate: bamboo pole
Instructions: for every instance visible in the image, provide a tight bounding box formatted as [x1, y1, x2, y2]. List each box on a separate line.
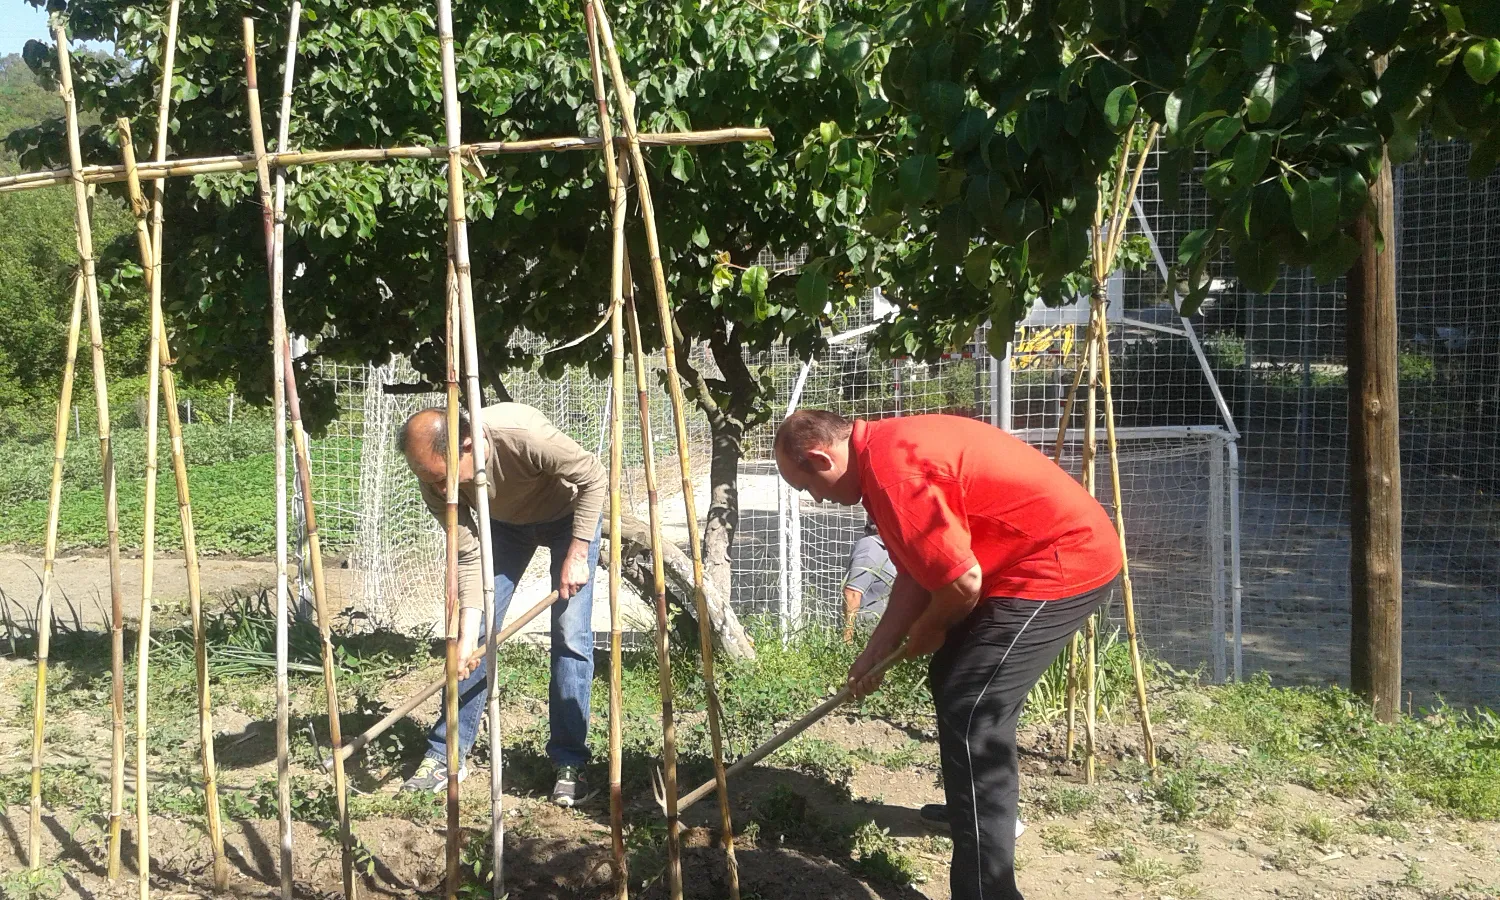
[433, 1, 503, 889]
[440, 258, 463, 900]
[333, 592, 560, 765]
[40, 25, 129, 879]
[256, 10, 359, 895]
[24, 271, 84, 872]
[1095, 125, 1161, 771]
[1081, 289, 1101, 788]
[119, 118, 163, 900]
[0, 129, 774, 193]
[584, 6, 629, 892]
[241, 19, 293, 897]
[624, 289, 684, 900]
[591, 6, 741, 893]
[138, 1, 230, 883]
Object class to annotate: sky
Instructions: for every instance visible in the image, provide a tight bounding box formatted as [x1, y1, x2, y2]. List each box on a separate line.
[1, 2, 114, 58]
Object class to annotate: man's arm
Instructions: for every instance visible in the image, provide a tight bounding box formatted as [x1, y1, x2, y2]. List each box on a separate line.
[842, 587, 863, 642]
[847, 571, 929, 697]
[520, 421, 604, 599]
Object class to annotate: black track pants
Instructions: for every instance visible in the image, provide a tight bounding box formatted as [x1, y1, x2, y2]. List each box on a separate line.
[928, 583, 1111, 900]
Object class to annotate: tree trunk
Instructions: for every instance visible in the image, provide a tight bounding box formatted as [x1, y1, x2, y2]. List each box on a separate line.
[702, 415, 744, 602]
[1347, 121, 1402, 722]
[603, 514, 756, 661]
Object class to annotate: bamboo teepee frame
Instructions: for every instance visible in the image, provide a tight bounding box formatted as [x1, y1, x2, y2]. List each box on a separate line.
[24, 1, 767, 893]
[1053, 124, 1162, 783]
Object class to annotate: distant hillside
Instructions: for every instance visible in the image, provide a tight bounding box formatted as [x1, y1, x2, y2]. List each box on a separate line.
[0, 53, 60, 160]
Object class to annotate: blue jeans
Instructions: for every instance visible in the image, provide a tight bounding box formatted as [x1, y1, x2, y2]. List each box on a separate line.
[425, 512, 600, 769]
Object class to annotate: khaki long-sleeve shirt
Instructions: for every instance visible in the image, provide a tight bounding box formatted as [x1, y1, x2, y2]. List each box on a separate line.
[418, 403, 606, 611]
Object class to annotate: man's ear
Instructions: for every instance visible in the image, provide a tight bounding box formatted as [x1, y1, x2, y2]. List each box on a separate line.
[805, 447, 837, 473]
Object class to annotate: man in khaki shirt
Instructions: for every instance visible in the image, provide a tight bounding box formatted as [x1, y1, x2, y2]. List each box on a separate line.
[398, 403, 606, 806]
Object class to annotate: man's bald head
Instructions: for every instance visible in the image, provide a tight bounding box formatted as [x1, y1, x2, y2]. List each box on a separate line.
[399, 406, 472, 486]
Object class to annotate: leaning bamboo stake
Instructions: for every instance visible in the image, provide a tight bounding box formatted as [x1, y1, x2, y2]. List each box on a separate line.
[431, 2, 504, 890]
[591, 6, 741, 893]
[1098, 307, 1158, 769]
[39, 25, 129, 879]
[0, 129, 774, 193]
[586, 7, 629, 891]
[25, 271, 84, 872]
[241, 19, 294, 897]
[120, 118, 164, 900]
[1081, 282, 1101, 787]
[138, 1, 229, 884]
[624, 287, 685, 900]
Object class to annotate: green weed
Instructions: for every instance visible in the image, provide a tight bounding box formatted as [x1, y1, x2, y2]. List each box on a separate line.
[848, 821, 926, 886]
[1152, 768, 1199, 823]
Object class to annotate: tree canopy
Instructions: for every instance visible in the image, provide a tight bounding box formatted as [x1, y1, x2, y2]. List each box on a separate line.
[10, 0, 901, 432]
[837, 0, 1500, 360]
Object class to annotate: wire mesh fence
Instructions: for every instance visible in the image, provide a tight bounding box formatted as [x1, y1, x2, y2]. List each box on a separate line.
[300, 137, 1499, 708]
[1134, 137, 1500, 709]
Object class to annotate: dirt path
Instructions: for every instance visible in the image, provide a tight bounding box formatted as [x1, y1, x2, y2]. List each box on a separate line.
[0, 551, 277, 634]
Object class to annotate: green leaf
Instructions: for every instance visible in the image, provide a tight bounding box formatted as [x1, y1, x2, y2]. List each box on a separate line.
[1103, 84, 1137, 133]
[1464, 38, 1500, 85]
[1312, 232, 1363, 284]
[1204, 116, 1242, 154]
[921, 80, 966, 129]
[819, 120, 840, 145]
[1353, 0, 1414, 55]
[965, 244, 996, 288]
[1289, 176, 1340, 243]
[1242, 20, 1274, 70]
[1178, 228, 1212, 265]
[795, 268, 831, 313]
[899, 154, 940, 206]
[671, 149, 695, 182]
[1332, 168, 1370, 218]
[965, 172, 1010, 227]
[986, 283, 1016, 356]
[1232, 237, 1280, 294]
[755, 29, 781, 61]
[933, 206, 973, 267]
[691, 225, 710, 249]
[795, 45, 822, 79]
[950, 108, 989, 153]
[1231, 131, 1274, 188]
[1248, 64, 1300, 125]
[741, 265, 769, 307]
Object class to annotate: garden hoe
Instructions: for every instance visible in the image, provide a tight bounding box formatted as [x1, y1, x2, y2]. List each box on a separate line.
[656, 645, 906, 814]
[321, 590, 559, 771]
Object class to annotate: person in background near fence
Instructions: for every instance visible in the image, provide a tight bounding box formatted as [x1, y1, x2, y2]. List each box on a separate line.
[397, 403, 605, 807]
[842, 521, 896, 642]
[773, 410, 1121, 900]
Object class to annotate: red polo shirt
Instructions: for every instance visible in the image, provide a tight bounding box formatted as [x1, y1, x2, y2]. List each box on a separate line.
[851, 415, 1122, 601]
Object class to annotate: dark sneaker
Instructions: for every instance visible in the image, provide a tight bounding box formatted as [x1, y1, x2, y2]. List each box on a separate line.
[920, 803, 950, 830]
[919, 803, 1025, 838]
[551, 765, 590, 808]
[400, 757, 467, 794]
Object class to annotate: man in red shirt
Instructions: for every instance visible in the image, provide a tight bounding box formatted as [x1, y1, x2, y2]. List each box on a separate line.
[774, 410, 1122, 900]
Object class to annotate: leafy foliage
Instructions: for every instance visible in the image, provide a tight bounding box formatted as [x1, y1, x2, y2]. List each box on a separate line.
[9, 1, 903, 435]
[843, 0, 1500, 358]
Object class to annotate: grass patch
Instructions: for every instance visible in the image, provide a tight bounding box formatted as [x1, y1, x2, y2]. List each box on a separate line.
[0, 452, 279, 554]
[1183, 674, 1500, 820]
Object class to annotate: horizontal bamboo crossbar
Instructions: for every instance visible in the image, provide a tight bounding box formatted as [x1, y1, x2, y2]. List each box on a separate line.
[0, 128, 771, 193]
